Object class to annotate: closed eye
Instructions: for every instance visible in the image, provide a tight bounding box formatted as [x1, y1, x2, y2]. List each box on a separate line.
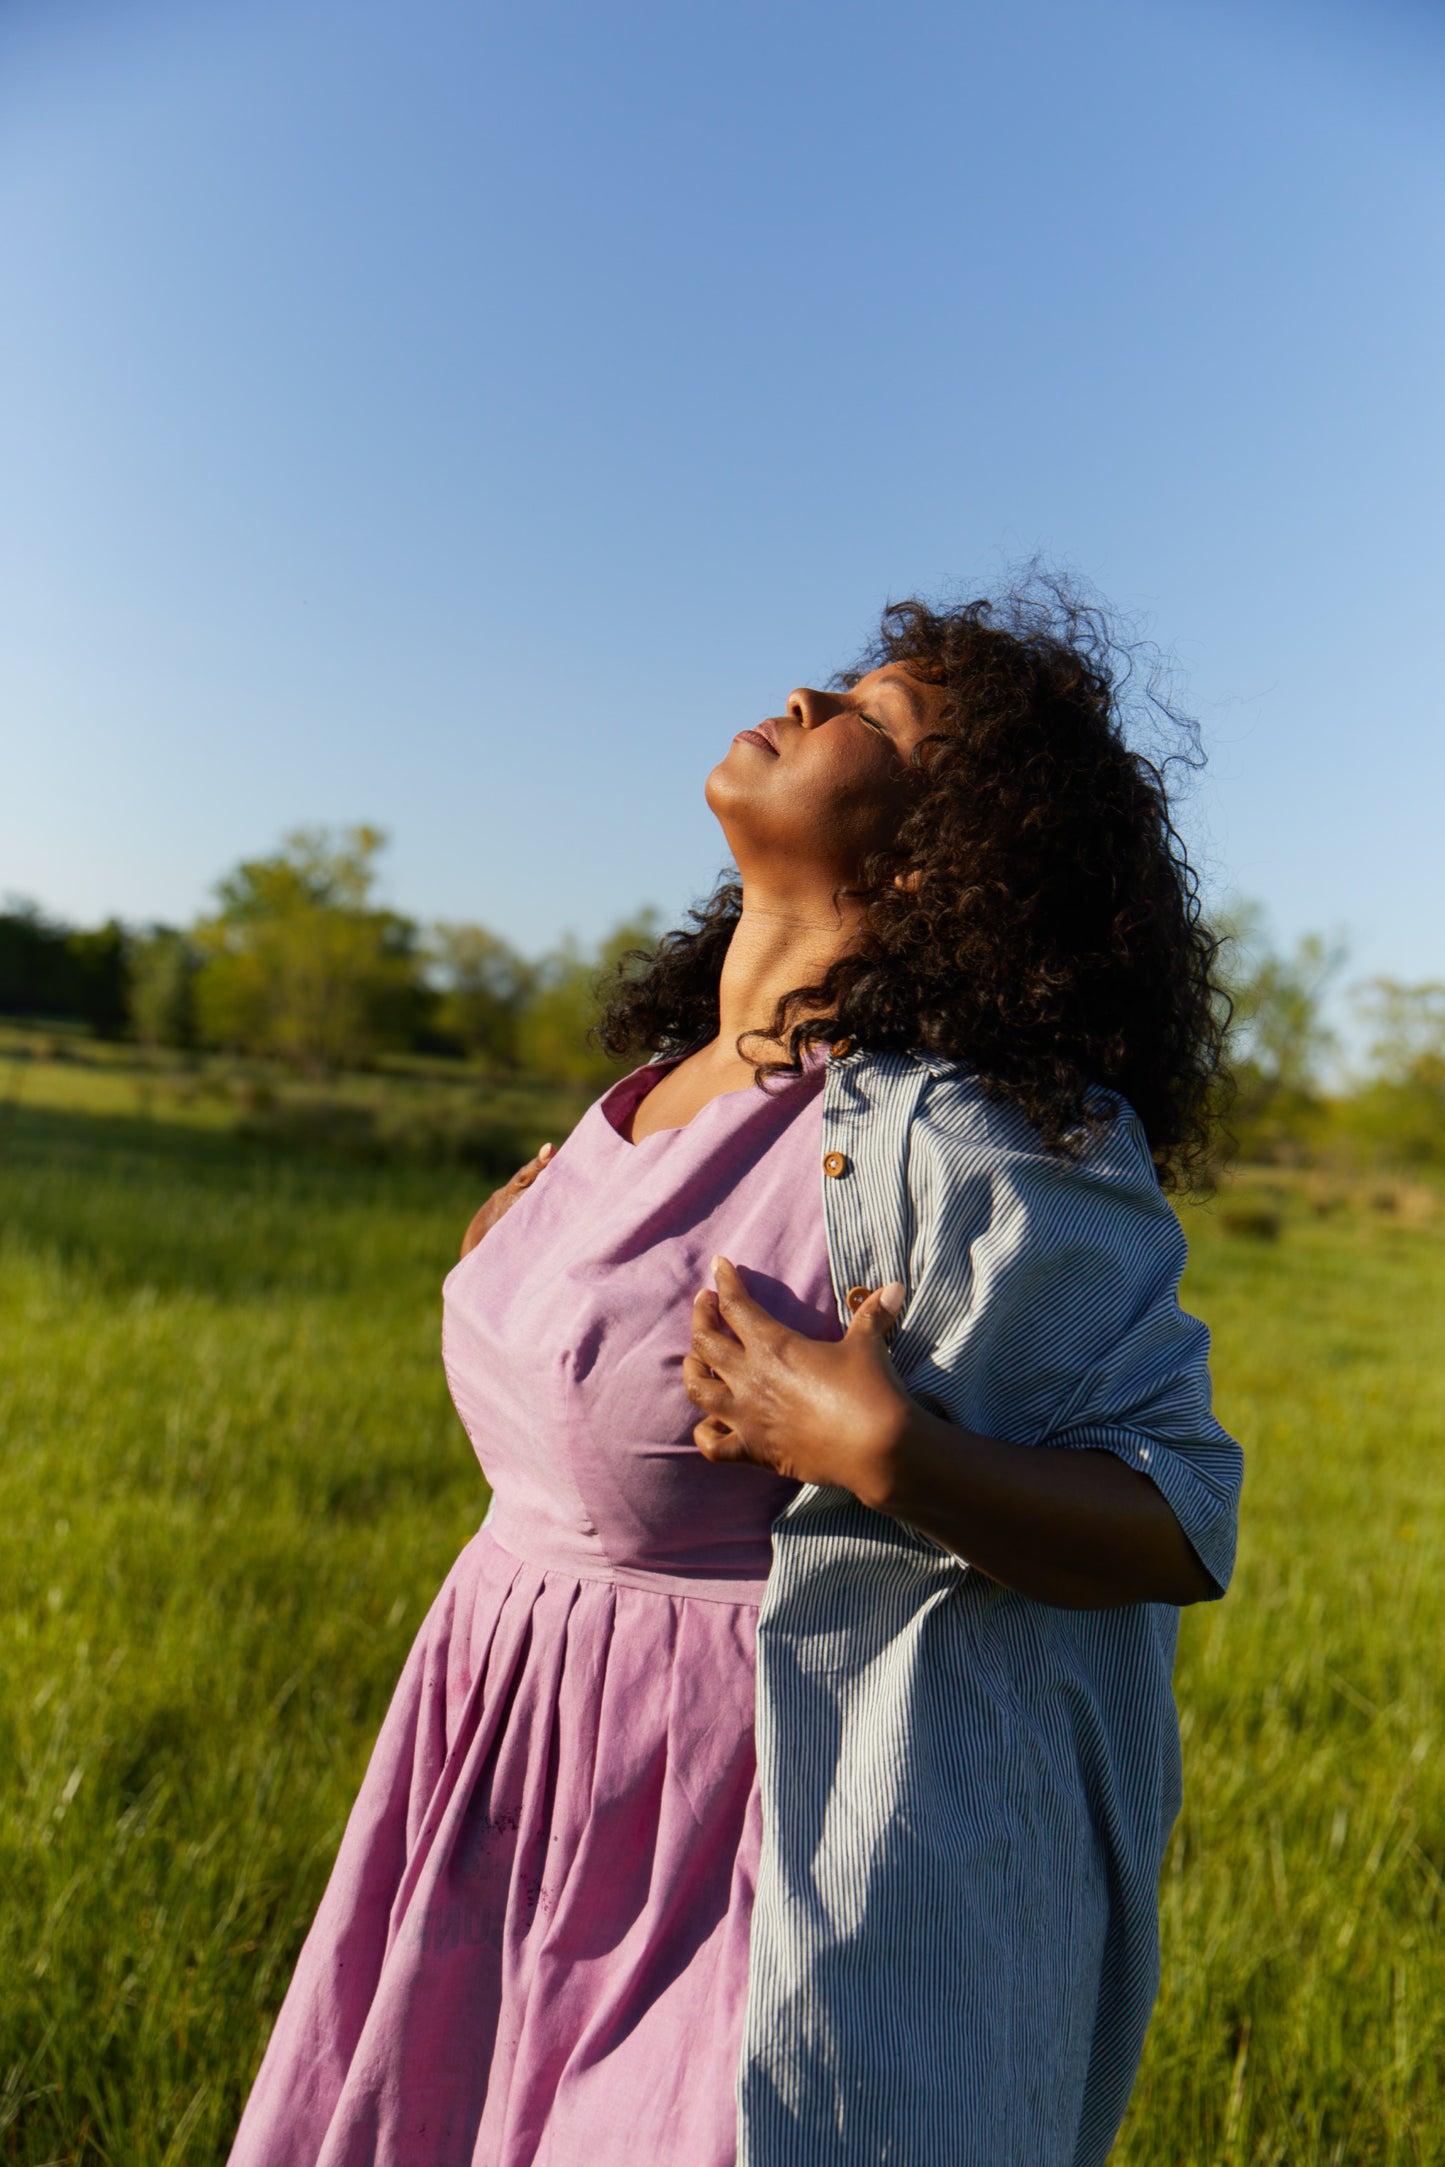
[856, 710, 890, 738]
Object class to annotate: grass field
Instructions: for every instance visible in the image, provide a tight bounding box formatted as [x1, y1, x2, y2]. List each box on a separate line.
[1, 1052, 1442, 2164]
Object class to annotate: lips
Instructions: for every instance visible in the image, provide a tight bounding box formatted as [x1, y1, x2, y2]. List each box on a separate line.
[734, 719, 780, 755]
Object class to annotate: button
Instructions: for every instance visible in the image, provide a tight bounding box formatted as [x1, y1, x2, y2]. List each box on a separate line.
[830, 1037, 854, 1058]
[845, 1284, 870, 1312]
[823, 1151, 849, 1179]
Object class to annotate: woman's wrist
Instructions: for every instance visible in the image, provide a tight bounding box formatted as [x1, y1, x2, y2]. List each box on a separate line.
[852, 1395, 959, 1517]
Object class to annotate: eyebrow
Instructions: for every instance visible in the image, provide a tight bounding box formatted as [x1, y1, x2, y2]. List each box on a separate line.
[856, 674, 923, 721]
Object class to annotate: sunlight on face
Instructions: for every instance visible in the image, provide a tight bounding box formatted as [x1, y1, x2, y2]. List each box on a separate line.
[705, 666, 949, 899]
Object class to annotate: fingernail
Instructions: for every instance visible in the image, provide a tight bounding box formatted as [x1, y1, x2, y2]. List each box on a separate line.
[539, 1141, 554, 1161]
[710, 1254, 724, 1276]
[879, 1281, 906, 1317]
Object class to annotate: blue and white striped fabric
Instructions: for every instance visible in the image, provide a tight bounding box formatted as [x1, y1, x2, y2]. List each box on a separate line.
[737, 1050, 1242, 2166]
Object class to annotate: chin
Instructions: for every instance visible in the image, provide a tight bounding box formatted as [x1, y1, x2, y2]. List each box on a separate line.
[704, 757, 770, 862]
[703, 758, 740, 818]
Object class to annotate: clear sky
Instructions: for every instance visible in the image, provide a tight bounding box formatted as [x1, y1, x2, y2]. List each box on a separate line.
[2, 0, 1442, 999]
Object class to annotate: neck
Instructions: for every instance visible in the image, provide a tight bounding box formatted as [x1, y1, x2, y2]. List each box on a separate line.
[715, 892, 857, 1060]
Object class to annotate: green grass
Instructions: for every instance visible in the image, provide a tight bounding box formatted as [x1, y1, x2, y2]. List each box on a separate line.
[1113, 1180, 1445, 2166]
[1, 1080, 1442, 2164]
[0, 1028, 594, 1167]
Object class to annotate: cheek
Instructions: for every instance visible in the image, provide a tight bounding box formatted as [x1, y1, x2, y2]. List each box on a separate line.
[807, 750, 910, 852]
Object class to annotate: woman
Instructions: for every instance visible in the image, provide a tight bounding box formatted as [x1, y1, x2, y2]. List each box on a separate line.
[230, 586, 1242, 2167]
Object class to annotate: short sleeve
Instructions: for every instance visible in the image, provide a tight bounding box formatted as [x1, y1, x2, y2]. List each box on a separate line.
[899, 1091, 1243, 1599]
[1043, 1314, 1240, 1600]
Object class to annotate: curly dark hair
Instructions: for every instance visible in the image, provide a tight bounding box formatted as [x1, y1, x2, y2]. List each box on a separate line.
[597, 576, 1228, 1190]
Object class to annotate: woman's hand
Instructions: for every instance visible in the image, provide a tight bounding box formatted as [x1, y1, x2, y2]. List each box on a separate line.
[685, 1256, 1216, 1606]
[683, 1256, 910, 1505]
[459, 1143, 554, 1260]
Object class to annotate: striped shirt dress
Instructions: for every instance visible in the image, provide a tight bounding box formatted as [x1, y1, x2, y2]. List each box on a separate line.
[738, 1048, 1243, 2165]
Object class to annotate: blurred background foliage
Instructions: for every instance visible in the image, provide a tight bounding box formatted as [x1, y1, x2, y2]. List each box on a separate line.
[1216, 899, 1444, 1175]
[2, 823, 1441, 1178]
[1, 827, 662, 1124]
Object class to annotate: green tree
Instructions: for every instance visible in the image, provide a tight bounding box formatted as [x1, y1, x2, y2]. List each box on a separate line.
[0, 904, 130, 1034]
[193, 827, 421, 1074]
[1346, 978, 1445, 1165]
[515, 911, 660, 1087]
[127, 928, 199, 1049]
[429, 923, 533, 1068]
[1218, 903, 1346, 1154]
[0, 903, 72, 1020]
[62, 921, 131, 1036]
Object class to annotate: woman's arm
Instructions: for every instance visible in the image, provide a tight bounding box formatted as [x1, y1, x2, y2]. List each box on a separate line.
[685, 1259, 1215, 1610]
[875, 1397, 1216, 1607]
[458, 1142, 554, 1258]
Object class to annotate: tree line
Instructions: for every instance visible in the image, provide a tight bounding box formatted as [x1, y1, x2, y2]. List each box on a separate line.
[1, 827, 657, 1090]
[3, 825, 1442, 1162]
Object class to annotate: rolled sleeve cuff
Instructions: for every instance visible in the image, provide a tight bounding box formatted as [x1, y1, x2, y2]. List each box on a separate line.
[1047, 1421, 1242, 1599]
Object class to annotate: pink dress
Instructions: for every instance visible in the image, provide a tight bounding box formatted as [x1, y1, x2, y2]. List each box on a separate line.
[228, 1060, 838, 2167]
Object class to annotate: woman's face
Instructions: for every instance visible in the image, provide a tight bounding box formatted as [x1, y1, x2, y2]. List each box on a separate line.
[706, 664, 950, 898]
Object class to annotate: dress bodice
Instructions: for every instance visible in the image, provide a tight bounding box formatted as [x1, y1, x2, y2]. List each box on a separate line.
[441, 1061, 840, 1601]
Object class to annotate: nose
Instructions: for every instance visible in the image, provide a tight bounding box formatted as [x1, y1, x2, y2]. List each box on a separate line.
[785, 687, 842, 731]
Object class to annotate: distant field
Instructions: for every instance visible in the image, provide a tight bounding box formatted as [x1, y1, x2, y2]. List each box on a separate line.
[1, 1051, 1441, 2164]
[0, 1024, 594, 1171]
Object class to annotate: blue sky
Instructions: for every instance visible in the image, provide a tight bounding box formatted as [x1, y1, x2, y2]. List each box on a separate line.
[2, 0, 1442, 1003]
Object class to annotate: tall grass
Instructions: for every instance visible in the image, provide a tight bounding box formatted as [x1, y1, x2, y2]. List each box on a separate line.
[1113, 1186, 1444, 2165]
[0, 1106, 493, 2159]
[1, 1095, 1441, 2163]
